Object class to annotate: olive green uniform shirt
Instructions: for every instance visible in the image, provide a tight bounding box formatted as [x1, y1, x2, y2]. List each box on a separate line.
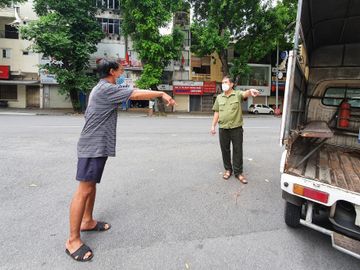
[212, 90, 245, 129]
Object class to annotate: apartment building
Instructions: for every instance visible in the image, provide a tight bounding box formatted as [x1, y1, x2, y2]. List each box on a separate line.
[0, 1, 42, 108]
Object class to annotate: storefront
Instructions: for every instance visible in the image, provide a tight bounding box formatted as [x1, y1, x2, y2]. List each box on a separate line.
[173, 81, 216, 112]
[40, 70, 72, 109]
[235, 64, 272, 109]
[0, 65, 41, 108]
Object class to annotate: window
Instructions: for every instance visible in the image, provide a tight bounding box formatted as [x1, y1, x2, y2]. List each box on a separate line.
[240, 65, 270, 86]
[0, 85, 17, 100]
[323, 87, 360, 108]
[97, 18, 120, 35]
[96, 0, 119, 10]
[4, 24, 18, 39]
[2, 49, 11, 59]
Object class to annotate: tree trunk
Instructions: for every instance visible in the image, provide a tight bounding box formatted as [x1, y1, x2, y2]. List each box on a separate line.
[151, 85, 165, 114]
[219, 50, 229, 77]
[69, 89, 81, 113]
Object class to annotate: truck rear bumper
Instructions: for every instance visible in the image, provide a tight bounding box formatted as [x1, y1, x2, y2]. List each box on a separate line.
[300, 201, 360, 259]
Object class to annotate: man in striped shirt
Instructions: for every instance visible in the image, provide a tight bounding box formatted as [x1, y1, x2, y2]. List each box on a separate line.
[65, 59, 175, 262]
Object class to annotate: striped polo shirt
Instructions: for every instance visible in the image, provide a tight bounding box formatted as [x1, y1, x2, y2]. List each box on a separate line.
[77, 79, 133, 158]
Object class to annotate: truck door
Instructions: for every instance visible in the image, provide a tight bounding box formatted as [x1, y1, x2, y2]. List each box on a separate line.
[279, 0, 308, 146]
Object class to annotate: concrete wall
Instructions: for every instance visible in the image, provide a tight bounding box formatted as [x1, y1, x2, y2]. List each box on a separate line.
[7, 85, 26, 108]
[49, 86, 72, 108]
[0, 38, 40, 74]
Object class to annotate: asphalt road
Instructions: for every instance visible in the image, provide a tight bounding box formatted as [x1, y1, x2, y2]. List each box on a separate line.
[0, 113, 359, 270]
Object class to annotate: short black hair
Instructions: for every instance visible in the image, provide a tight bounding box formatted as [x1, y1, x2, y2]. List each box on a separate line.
[97, 59, 122, 78]
[222, 75, 234, 83]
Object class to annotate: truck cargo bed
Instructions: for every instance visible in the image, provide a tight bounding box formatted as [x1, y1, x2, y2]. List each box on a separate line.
[286, 142, 360, 193]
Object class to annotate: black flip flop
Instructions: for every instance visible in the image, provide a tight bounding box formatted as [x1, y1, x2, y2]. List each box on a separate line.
[81, 221, 111, 232]
[65, 244, 93, 262]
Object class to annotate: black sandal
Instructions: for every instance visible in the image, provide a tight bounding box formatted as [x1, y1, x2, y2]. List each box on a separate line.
[81, 221, 111, 232]
[66, 244, 93, 262]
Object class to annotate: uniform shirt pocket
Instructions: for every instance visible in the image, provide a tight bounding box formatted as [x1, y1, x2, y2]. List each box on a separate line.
[230, 100, 240, 111]
[219, 102, 226, 111]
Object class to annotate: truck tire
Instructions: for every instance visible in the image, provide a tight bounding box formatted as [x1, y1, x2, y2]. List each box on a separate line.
[284, 201, 301, 228]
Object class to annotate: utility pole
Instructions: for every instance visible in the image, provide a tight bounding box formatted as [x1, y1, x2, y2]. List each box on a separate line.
[276, 41, 279, 110]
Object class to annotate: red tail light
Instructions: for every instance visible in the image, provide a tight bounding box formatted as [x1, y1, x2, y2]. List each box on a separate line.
[293, 184, 329, 203]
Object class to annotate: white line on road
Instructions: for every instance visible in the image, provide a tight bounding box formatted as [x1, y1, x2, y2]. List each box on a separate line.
[32, 125, 82, 128]
[0, 112, 36, 116]
[245, 127, 273, 129]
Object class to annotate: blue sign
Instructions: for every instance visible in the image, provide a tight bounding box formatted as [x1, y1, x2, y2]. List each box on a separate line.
[280, 51, 288, 60]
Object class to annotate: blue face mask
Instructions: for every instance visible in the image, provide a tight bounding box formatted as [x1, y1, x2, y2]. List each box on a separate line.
[117, 75, 126, 85]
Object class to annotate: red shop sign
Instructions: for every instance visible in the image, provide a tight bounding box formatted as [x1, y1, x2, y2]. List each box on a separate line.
[203, 81, 216, 93]
[0, 66, 10, 79]
[173, 85, 203, 95]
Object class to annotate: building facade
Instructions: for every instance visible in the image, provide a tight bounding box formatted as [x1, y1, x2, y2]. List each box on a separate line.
[0, 1, 42, 108]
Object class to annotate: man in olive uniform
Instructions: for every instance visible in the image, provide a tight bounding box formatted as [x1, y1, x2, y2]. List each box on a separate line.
[211, 75, 259, 184]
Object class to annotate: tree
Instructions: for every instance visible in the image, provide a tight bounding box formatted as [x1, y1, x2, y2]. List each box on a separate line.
[190, 0, 297, 80]
[20, 0, 104, 111]
[121, 0, 185, 89]
[0, 0, 26, 8]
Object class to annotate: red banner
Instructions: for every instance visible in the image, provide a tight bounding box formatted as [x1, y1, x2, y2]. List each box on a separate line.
[0, 66, 10, 79]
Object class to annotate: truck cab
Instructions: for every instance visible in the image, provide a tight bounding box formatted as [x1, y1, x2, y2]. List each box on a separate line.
[280, 0, 360, 259]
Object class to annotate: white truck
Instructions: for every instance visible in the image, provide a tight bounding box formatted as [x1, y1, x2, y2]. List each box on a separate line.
[280, 0, 360, 259]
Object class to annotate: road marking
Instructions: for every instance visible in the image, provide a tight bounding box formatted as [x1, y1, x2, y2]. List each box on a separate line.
[245, 127, 273, 129]
[32, 125, 82, 128]
[0, 112, 36, 116]
[177, 116, 212, 119]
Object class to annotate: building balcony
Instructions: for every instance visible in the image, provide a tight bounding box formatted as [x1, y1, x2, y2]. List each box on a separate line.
[0, 8, 15, 18]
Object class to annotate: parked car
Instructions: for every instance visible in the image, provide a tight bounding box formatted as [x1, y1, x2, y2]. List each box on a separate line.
[248, 104, 274, 114]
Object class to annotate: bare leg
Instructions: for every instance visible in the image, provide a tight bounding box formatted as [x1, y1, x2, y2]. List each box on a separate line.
[80, 186, 110, 231]
[80, 185, 97, 230]
[66, 181, 96, 259]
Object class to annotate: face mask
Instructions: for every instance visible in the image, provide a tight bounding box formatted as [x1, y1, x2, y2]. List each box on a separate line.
[117, 75, 126, 85]
[222, 83, 230, 91]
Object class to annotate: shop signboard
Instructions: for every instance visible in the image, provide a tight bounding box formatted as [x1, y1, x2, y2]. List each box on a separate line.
[0, 65, 10, 79]
[235, 86, 270, 96]
[157, 84, 172, 91]
[173, 81, 203, 95]
[202, 81, 216, 94]
[40, 69, 58, 84]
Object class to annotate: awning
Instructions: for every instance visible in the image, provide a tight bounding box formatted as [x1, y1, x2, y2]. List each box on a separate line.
[0, 80, 40, 85]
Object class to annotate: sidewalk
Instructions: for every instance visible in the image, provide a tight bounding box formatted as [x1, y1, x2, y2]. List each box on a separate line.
[0, 107, 75, 116]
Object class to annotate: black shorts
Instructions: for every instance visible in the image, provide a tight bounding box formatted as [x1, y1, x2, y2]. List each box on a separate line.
[76, 157, 108, 183]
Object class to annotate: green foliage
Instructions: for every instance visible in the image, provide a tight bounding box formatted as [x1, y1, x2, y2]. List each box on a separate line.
[0, 0, 26, 8]
[121, 0, 185, 89]
[191, 0, 297, 80]
[20, 0, 104, 111]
